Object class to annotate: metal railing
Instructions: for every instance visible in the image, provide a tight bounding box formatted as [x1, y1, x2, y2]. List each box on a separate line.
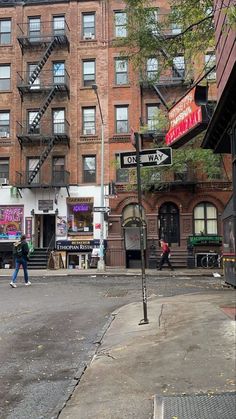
[17, 70, 70, 92]
[16, 119, 70, 139]
[17, 20, 70, 44]
[15, 170, 70, 187]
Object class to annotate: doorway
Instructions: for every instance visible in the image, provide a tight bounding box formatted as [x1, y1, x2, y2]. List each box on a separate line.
[159, 202, 180, 245]
[35, 214, 55, 248]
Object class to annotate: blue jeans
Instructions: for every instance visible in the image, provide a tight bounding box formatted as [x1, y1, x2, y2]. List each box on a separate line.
[12, 258, 29, 283]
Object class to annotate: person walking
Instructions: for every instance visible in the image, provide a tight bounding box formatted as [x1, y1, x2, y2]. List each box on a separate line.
[10, 235, 31, 288]
[158, 239, 174, 271]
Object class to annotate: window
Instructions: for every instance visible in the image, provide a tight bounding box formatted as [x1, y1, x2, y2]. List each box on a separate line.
[67, 199, 93, 234]
[82, 107, 96, 135]
[28, 17, 41, 40]
[194, 202, 218, 235]
[28, 63, 40, 88]
[116, 154, 129, 183]
[147, 105, 159, 130]
[53, 109, 65, 134]
[114, 12, 127, 37]
[147, 58, 158, 80]
[0, 19, 11, 44]
[0, 159, 9, 183]
[53, 156, 65, 184]
[171, 23, 181, 35]
[115, 58, 128, 85]
[27, 158, 40, 184]
[53, 62, 65, 84]
[28, 110, 40, 134]
[82, 13, 95, 39]
[115, 106, 128, 133]
[83, 60, 95, 86]
[147, 8, 159, 35]
[172, 56, 185, 79]
[205, 53, 216, 80]
[83, 156, 96, 183]
[0, 65, 10, 90]
[0, 111, 10, 137]
[53, 16, 65, 35]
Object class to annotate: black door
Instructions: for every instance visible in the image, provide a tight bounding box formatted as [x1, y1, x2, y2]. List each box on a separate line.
[43, 215, 55, 248]
[159, 202, 180, 245]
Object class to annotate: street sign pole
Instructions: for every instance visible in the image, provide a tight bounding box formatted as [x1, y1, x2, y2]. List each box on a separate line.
[134, 132, 149, 325]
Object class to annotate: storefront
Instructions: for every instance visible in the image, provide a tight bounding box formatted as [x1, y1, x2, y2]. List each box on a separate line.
[55, 239, 103, 269]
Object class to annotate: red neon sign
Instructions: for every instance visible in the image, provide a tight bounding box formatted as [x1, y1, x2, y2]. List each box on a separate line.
[166, 87, 204, 147]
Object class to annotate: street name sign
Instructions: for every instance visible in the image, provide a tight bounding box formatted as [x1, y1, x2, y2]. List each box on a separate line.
[120, 148, 172, 168]
[93, 207, 111, 213]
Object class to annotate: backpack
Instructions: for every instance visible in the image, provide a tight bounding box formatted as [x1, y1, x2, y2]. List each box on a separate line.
[13, 241, 23, 258]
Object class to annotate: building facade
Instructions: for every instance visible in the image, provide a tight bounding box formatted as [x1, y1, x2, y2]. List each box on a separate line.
[0, 0, 232, 269]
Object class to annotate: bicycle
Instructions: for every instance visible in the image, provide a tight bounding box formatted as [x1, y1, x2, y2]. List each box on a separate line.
[200, 253, 222, 269]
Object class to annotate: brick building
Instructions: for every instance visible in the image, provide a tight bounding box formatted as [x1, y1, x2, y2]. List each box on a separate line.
[0, 0, 232, 270]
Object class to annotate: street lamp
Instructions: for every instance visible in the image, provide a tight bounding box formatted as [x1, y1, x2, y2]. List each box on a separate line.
[92, 84, 105, 270]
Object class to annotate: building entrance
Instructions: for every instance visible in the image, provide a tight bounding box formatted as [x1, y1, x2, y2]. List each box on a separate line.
[159, 202, 180, 245]
[35, 214, 55, 248]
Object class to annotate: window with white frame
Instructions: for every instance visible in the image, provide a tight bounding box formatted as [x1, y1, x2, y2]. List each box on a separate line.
[28, 17, 41, 40]
[205, 53, 216, 80]
[82, 107, 96, 135]
[115, 106, 128, 133]
[53, 156, 65, 184]
[194, 202, 218, 235]
[28, 63, 40, 88]
[0, 111, 10, 137]
[28, 110, 40, 134]
[115, 58, 128, 85]
[53, 109, 65, 134]
[172, 55, 185, 78]
[147, 8, 159, 35]
[147, 58, 158, 80]
[53, 62, 65, 84]
[83, 60, 95, 86]
[114, 11, 127, 37]
[83, 156, 96, 183]
[147, 105, 159, 130]
[0, 65, 10, 91]
[27, 157, 40, 184]
[53, 16, 65, 35]
[82, 13, 95, 39]
[0, 20, 11, 44]
[0, 158, 9, 183]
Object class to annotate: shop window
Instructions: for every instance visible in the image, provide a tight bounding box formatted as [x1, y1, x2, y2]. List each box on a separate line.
[115, 58, 128, 85]
[82, 107, 96, 135]
[114, 11, 127, 38]
[0, 206, 23, 240]
[0, 65, 10, 91]
[83, 156, 96, 183]
[194, 202, 218, 235]
[83, 60, 95, 87]
[67, 199, 93, 234]
[0, 19, 11, 44]
[0, 158, 9, 184]
[115, 106, 129, 133]
[0, 111, 10, 138]
[82, 13, 95, 39]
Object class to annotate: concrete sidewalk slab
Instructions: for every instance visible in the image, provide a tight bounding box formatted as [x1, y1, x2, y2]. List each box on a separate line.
[59, 292, 236, 419]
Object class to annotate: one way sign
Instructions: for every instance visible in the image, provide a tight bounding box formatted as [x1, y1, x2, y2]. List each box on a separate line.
[120, 148, 172, 168]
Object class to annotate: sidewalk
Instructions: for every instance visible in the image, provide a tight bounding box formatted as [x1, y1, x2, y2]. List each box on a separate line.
[0, 267, 223, 278]
[57, 290, 235, 419]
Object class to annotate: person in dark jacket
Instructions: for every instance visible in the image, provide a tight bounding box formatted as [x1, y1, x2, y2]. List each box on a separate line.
[158, 239, 174, 271]
[10, 235, 31, 288]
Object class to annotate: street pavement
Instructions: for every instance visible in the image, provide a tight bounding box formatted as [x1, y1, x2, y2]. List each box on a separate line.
[1, 267, 235, 418]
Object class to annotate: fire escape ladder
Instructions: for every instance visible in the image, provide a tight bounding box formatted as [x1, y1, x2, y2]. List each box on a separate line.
[28, 38, 58, 85]
[29, 86, 58, 131]
[28, 138, 56, 184]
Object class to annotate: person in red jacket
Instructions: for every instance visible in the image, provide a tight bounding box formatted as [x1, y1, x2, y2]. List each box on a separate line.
[158, 239, 174, 271]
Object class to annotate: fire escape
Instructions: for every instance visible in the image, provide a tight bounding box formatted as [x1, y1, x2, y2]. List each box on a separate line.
[16, 19, 70, 191]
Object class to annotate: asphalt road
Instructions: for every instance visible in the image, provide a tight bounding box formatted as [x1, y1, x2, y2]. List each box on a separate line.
[0, 274, 224, 419]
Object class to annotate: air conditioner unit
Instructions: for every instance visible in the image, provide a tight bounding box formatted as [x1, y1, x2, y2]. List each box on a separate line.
[83, 33, 95, 40]
[84, 128, 94, 135]
[0, 178, 9, 185]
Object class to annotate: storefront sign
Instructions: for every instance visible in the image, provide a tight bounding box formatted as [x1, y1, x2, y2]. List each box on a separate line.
[56, 240, 94, 251]
[165, 86, 209, 148]
[38, 200, 53, 211]
[25, 217, 32, 239]
[0, 206, 23, 240]
[188, 235, 222, 246]
[67, 198, 93, 234]
[56, 216, 67, 236]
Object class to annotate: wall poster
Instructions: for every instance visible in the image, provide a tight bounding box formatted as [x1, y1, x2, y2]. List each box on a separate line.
[0, 206, 24, 240]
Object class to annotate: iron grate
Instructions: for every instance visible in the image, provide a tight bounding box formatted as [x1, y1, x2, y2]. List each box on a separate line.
[154, 392, 236, 419]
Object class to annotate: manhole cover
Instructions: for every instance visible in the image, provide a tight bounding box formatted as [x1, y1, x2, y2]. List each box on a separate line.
[154, 392, 236, 419]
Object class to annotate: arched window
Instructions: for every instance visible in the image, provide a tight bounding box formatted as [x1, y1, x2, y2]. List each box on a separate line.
[194, 202, 218, 235]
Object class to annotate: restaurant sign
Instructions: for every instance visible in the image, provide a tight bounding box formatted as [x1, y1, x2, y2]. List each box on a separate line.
[165, 86, 209, 148]
[188, 235, 222, 246]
